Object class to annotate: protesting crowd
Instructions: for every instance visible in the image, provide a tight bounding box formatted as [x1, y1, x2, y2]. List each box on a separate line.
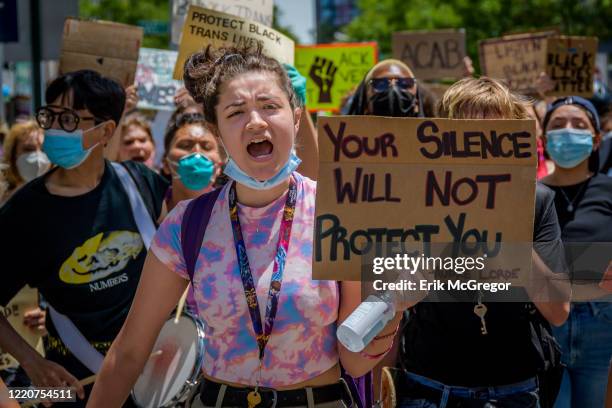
[0, 3, 612, 408]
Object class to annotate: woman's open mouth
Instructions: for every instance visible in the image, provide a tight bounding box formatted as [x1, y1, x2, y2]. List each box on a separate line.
[246, 137, 274, 161]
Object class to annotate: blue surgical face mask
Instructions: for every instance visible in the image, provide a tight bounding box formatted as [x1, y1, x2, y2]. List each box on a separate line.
[42, 124, 104, 169]
[223, 150, 301, 190]
[170, 152, 215, 191]
[546, 128, 594, 169]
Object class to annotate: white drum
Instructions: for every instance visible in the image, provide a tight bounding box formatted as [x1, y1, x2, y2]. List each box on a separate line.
[132, 311, 205, 408]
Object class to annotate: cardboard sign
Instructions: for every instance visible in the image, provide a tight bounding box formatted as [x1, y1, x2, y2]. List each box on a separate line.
[391, 30, 466, 80]
[314, 116, 537, 281]
[0, 287, 44, 370]
[59, 18, 143, 87]
[479, 32, 554, 94]
[173, 5, 294, 80]
[294, 43, 378, 112]
[136, 48, 183, 111]
[171, 0, 274, 46]
[546, 36, 598, 97]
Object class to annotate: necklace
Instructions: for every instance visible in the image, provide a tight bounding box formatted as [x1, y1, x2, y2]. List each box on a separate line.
[557, 180, 589, 212]
[228, 178, 297, 406]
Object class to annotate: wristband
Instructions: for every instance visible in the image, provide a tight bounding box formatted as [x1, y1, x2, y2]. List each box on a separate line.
[358, 340, 394, 360]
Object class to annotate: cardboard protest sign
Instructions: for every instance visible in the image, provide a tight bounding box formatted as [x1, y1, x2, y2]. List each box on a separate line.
[294, 43, 378, 112]
[546, 36, 598, 97]
[171, 0, 274, 46]
[59, 18, 143, 87]
[173, 5, 294, 80]
[0, 287, 44, 370]
[314, 116, 537, 281]
[136, 48, 183, 111]
[391, 30, 466, 81]
[479, 31, 554, 94]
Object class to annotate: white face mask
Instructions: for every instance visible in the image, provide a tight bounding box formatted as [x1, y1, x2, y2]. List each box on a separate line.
[16, 151, 51, 182]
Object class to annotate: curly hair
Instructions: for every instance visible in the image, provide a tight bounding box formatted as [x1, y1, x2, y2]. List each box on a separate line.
[182, 44, 298, 125]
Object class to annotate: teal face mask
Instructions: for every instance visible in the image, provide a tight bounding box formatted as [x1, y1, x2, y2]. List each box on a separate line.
[546, 128, 594, 169]
[171, 152, 215, 191]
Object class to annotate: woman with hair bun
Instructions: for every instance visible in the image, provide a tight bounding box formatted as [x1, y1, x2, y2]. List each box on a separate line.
[87, 45, 375, 408]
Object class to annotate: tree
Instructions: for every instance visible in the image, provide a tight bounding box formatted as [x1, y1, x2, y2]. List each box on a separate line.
[80, 0, 171, 49]
[344, 0, 612, 72]
[80, 1, 300, 50]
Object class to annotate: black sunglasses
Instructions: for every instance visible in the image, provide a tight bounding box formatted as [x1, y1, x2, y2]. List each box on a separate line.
[369, 77, 416, 93]
[36, 106, 104, 133]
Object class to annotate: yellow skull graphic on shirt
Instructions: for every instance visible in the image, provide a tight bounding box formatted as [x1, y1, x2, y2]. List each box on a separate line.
[59, 231, 144, 284]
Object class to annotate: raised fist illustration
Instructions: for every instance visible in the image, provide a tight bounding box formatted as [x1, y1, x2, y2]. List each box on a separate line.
[309, 57, 338, 103]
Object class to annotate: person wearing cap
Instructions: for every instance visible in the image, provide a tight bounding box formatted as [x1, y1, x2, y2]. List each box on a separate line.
[540, 96, 612, 408]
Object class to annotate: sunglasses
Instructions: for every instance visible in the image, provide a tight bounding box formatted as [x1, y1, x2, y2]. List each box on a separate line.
[369, 77, 416, 93]
[36, 106, 104, 133]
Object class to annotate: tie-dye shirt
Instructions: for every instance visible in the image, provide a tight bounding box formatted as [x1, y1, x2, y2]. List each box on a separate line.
[150, 172, 339, 387]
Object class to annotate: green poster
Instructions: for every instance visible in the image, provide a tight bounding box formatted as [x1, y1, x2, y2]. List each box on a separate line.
[295, 42, 378, 112]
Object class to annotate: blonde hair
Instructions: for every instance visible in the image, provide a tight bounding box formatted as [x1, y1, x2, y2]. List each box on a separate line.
[120, 114, 154, 144]
[438, 77, 530, 120]
[2, 120, 41, 189]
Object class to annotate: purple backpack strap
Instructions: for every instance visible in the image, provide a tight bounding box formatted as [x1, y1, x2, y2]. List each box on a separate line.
[338, 283, 374, 408]
[180, 188, 223, 281]
[341, 366, 373, 408]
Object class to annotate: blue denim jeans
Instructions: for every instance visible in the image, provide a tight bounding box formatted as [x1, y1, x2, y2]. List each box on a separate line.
[552, 301, 612, 408]
[397, 371, 540, 408]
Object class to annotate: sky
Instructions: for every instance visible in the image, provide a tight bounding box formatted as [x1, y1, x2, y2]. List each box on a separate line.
[275, 0, 316, 44]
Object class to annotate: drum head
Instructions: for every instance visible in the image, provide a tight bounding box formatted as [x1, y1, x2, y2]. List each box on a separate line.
[133, 315, 202, 407]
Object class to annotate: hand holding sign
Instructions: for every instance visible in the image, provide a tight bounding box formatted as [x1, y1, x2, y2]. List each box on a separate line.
[125, 85, 139, 113]
[309, 57, 338, 103]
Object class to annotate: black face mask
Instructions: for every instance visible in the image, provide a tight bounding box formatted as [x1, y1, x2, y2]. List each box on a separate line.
[369, 86, 418, 117]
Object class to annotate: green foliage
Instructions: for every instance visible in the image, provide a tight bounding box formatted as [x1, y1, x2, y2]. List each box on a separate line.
[79, 0, 170, 49]
[80, 1, 301, 49]
[345, 0, 612, 70]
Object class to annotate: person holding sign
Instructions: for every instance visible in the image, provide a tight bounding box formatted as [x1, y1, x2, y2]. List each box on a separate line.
[338, 77, 570, 408]
[539, 96, 612, 408]
[0, 70, 169, 407]
[87, 46, 354, 408]
[345, 59, 424, 118]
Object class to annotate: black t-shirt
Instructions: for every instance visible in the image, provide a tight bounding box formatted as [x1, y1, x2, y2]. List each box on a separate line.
[400, 183, 564, 386]
[543, 173, 612, 283]
[599, 138, 612, 176]
[0, 160, 168, 379]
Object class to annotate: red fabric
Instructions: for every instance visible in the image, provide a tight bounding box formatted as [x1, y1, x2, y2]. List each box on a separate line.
[537, 138, 548, 179]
